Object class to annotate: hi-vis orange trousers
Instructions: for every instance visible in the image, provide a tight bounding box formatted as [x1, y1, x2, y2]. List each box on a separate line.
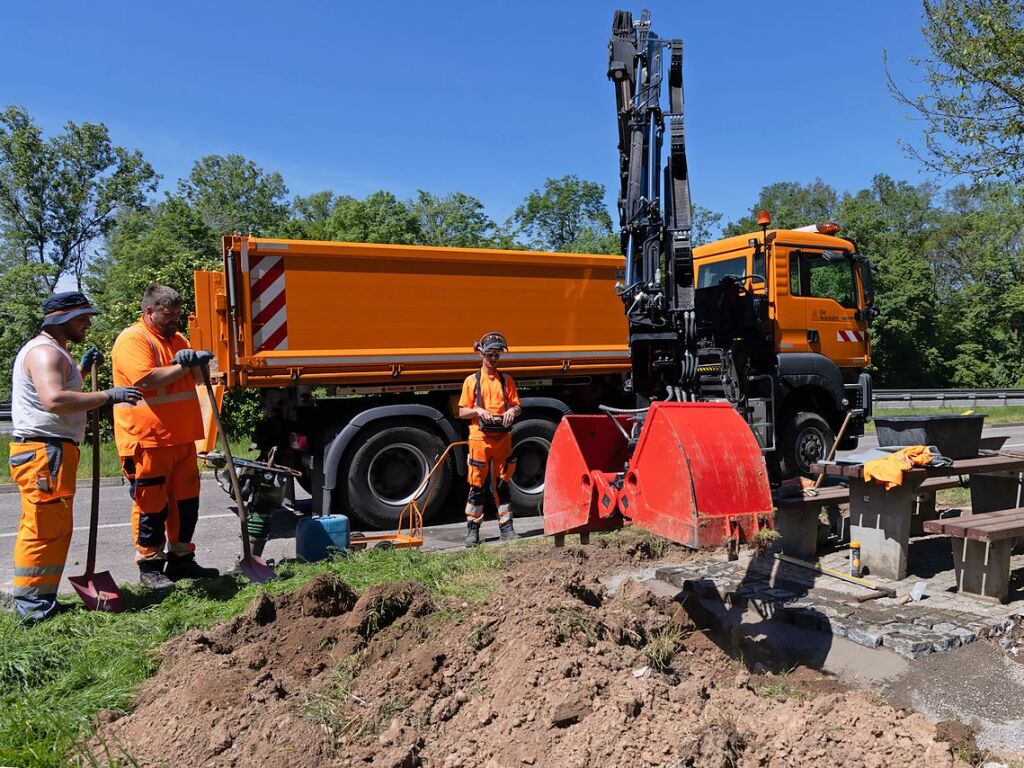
[122, 443, 200, 563]
[465, 435, 517, 526]
[9, 437, 79, 622]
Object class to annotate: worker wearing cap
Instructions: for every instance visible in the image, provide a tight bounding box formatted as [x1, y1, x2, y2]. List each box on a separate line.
[458, 332, 523, 546]
[9, 292, 142, 623]
[111, 284, 218, 589]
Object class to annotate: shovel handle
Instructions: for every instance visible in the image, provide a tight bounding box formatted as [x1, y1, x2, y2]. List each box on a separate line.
[198, 363, 253, 561]
[86, 362, 101, 575]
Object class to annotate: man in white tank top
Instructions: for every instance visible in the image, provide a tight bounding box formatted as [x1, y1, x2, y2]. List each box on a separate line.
[9, 292, 142, 624]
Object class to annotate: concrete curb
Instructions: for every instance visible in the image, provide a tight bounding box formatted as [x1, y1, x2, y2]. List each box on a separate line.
[0, 471, 217, 495]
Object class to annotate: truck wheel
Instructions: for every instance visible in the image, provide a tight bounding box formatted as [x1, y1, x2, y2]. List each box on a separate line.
[509, 418, 558, 516]
[780, 411, 833, 478]
[341, 424, 452, 529]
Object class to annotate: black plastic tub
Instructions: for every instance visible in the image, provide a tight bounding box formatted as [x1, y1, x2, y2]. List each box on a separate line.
[874, 414, 986, 460]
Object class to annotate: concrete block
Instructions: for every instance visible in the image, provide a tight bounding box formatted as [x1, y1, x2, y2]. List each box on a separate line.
[848, 478, 915, 581]
[774, 506, 819, 559]
[951, 538, 1013, 603]
[846, 623, 888, 648]
[882, 631, 935, 658]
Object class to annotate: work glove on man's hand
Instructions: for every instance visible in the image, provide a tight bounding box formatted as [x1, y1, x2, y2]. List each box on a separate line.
[79, 347, 103, 372]
[172, 349, 199, 368]
[194, 350, 214, 367]
[105, 387, 143, 406]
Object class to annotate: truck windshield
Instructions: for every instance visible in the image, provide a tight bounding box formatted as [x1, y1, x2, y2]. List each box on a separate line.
[789, 251, 857, 309]
[697, 256, 746, 288]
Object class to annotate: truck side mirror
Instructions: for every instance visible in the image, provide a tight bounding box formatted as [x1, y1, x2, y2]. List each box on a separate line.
[856, 258, 875, 308]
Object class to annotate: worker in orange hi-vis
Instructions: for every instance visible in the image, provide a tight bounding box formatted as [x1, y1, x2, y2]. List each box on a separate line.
[458, 332, 523, 547]
[10, 292, 142, 624]
[111, 284, 219, 590]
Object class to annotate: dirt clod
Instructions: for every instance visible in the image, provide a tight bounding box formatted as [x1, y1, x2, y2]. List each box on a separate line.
[84, 535, 981, 767]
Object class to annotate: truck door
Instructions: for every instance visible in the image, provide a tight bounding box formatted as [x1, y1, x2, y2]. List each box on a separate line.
[787, 249, 866, 367]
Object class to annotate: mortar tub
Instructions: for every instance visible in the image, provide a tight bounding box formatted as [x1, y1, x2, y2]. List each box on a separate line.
[874, 414, 986, 460]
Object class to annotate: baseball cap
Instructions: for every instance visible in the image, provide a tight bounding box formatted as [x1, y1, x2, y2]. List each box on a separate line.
[41, 292, 100, 327]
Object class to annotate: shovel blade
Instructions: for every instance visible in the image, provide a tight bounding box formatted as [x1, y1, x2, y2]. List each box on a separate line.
[68, 571, 126, 612]
[239, 555, 276, 584]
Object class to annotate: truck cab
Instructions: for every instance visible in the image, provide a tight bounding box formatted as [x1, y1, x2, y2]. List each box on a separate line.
[694, 222, 875, 476]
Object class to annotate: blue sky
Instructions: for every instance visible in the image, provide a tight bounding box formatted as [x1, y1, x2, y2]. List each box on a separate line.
[1, 1, 935, 232]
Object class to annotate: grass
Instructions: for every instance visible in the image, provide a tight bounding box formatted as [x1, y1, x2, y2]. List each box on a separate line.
[754, 670, 809, 702]
[868, 405, 1024, 430]
[0, 545, 503, 768]
[644, 624, 687, 672]
[0, 434, 257, 483]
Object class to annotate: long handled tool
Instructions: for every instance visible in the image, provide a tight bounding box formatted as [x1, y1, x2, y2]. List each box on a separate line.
[774, 552, 896, 600]
[199, 362, 276, 583]
[69, 363, 126, 611]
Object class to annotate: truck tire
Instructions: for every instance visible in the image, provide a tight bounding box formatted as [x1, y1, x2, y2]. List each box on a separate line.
[509, 417, 558, 516]
[341, 423, 452, 529]
[780, 411, 833, 479]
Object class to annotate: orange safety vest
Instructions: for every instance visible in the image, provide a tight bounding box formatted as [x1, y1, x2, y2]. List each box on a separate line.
[459, 368, 521, 441]
[111, 320, 203, 456]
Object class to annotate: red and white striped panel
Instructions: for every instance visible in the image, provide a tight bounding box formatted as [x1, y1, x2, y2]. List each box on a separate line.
[243, 245, 288, 352]
[835, 330, 866, 343]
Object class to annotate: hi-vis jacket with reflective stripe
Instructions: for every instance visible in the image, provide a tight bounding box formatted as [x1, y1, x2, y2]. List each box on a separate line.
[111, 320, 203, 456]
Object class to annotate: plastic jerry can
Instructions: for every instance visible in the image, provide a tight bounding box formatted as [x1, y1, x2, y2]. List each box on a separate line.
[295, 514, 350, 561]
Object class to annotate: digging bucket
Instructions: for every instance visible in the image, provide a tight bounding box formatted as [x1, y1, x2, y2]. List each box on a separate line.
[543, 414, 633, 536]
[620, 402, 773, 548]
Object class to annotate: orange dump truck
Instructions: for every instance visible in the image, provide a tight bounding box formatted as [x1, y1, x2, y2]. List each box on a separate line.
[190, 235, 632, 526]
[190, 229, 874, 527]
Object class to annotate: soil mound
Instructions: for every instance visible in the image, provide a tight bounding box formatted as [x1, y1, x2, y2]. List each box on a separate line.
[85, 539, 976, 767]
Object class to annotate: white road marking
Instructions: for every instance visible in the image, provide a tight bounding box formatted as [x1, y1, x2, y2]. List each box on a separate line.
[0, 513, 237, 539]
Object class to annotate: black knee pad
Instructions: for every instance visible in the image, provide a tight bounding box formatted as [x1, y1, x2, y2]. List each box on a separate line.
[467, 485, 486, 506]
[177, 496, 200, 543]
[138, 506, 169, 548]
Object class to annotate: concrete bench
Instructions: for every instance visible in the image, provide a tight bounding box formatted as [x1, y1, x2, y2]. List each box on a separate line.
[910, 475, 963, 536]
[774, 485, 850, 558]
[924, 508, 1024, 603]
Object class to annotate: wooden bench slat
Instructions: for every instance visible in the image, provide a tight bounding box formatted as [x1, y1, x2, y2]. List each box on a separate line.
[776, 486, 849, 509]
[923, 507, 1024, 535]
[925, 508, 1024, 541]
[916, 476, 962, 492]
[964, 515, 1024, 542]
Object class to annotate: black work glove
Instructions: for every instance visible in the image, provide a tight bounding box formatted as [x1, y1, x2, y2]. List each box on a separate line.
[194, 350, 214, 367]
[105, 387, 143, 405]
[172, 349, 199, 368]
[80, 347, 103, 372]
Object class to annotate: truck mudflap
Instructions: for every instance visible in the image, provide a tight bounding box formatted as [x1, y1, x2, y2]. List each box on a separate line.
[543, 402, 774, 549]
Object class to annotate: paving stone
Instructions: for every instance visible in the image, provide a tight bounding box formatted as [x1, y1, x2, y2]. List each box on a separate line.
[885, 622, 926, 634]
[882, 631, 935, 659]
[823, 616, 850, 638]
[817, 604, 855, 620]
[930, 633, 960, 653]
[912, 616, 939, 628]
[846, 623, 888, 648]
[948, 626, 978, 645]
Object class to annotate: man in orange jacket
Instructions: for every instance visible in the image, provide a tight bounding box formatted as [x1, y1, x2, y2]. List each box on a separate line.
[9, 292, 142, 623]
[458, 332, 522, 547]
[111, 284, 218, 589]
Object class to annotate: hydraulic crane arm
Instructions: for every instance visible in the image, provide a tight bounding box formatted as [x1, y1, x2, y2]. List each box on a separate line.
[608, 10, 697, 404]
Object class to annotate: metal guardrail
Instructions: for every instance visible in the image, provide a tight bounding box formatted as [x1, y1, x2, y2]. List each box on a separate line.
[0, 402, 8, 420]
[874, 389, 1024, 408]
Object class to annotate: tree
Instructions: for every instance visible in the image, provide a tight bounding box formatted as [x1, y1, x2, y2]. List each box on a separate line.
[326, 191, 420, 244]
[280, 191, 340, 241]
[178, 154, 289, 235]
[692, 205, 724, 246]
[509, 175, 613, 252]
[0, 254, 49, 400]
[836, 175, 943, 387]
[724, 179, 838, 236]
[0, 105, 158, 291]
[409, 191, 495, 248]
[888, 0, 1024, 182]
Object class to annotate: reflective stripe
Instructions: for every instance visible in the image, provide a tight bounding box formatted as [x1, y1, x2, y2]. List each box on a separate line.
[14, 564, 64, 577]
[123, 325, 159, 358]
[13, 584, 58, 597]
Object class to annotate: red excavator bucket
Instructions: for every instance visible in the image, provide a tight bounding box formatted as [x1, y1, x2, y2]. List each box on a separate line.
[544, 402, 773, 549]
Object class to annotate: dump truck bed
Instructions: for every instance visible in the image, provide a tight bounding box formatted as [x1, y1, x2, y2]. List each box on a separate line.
[190, 236, 630, 388]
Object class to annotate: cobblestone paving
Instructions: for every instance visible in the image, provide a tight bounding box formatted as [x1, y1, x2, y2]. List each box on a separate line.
[656, 547, 1024, 660]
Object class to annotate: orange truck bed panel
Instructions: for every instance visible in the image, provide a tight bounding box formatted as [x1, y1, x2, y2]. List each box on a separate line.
[190, 236, 630, 388]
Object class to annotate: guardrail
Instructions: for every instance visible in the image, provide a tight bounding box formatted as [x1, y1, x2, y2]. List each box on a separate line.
[0, 402, 8, 420]
[874, 389, 1024, 408]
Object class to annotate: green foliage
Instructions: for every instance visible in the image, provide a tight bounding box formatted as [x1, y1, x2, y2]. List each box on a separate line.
[326, 190, 420, 244]
[409, 190, 495, 248]
[889, 0, 1024, 182]
[0, 257, 48, 400]
[279, 190, 339, 241]
[178, 154, 289, 235]
[692, 205, 724, 246]
[724, 179, 838, 236]
[509, 174, 613, 252]
[0, 105, 158, 290]
[0, 546, 503, 768]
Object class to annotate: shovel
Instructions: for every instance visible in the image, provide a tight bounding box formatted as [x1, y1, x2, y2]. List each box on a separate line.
[198, 362, 276, 583]
[69, 363, 126, 612]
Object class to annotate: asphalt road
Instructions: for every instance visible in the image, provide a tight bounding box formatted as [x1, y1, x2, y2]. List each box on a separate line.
[2, 424, 1023, 596]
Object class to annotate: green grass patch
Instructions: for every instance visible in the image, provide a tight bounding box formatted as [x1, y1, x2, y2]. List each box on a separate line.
[0, 435, 257, 483]
[0, 545, 502, 768]
[754, 671, 809, 702]
[868, 406, 1024, 431]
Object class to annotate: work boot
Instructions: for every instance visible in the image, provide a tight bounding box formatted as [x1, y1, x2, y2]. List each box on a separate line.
[498, 521, 521, 542]
[138, 560, 174, 590]
[165, 553, 220, 581]
[464, 522, 481, 548]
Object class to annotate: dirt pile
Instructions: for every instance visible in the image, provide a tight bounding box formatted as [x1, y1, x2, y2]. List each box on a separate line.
[85, 537, 975, 767]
